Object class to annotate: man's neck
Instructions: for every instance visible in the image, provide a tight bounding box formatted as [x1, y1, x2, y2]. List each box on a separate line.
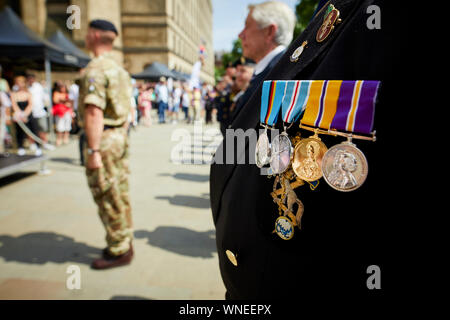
[253, 45, 285, 76]
[254, 44, 277, 63]
[93, 46, 113, 57]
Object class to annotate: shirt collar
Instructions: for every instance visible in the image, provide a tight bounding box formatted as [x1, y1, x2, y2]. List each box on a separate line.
[253, 45, 285, 76]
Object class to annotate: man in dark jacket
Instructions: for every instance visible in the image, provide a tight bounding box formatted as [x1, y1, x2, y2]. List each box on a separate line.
[228, 1, 297, 124]
[210, 0, 404, 300]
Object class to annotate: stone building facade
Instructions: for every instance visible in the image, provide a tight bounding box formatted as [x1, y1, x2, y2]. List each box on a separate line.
[0, 0, 214, 84]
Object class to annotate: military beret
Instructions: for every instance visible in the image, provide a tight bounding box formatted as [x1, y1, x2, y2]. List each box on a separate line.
[89, 19, 119, 35]
[232, 56, 256, 68]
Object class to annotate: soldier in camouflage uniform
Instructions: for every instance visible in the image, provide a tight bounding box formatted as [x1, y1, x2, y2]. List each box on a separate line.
[79, 19, 133, 269]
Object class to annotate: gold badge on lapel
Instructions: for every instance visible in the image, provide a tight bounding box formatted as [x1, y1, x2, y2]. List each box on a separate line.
[316, 4, 341, 43]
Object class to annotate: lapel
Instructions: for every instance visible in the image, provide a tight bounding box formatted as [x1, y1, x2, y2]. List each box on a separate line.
[211, 0, 361, 220]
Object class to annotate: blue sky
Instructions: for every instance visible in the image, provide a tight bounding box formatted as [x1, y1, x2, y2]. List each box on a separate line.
[212, 0, 299, 52]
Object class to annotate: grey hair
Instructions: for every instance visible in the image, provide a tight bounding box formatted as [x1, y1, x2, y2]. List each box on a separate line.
[249, 1, 297, 46]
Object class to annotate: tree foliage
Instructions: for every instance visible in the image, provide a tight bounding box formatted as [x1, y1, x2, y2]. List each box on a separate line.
[294, 0, 319, 39]
[215, 38, 242, 83]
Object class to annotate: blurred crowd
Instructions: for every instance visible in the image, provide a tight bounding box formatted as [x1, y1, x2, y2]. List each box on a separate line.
[132, 76, 215, 127]
[0, 55, 255, 158]
[0, 65, 81, 156]
[130, 59, 255, 138]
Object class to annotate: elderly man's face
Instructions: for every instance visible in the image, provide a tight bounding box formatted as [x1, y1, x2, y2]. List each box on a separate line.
[239, 10, 270, 62]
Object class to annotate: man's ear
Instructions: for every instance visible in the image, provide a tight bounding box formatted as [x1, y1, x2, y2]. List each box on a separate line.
[266, 24, 278, 42]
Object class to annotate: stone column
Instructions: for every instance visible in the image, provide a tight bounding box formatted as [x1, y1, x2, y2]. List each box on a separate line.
[20, 0, 46, 36]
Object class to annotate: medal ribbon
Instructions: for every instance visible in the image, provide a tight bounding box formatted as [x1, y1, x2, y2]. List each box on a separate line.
[260, 80, 287, 126]
[281, 80, 311, 124]
[300, 80, 380, 135]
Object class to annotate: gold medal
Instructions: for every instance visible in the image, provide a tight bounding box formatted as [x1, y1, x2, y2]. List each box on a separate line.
[321, 139, 368, 192]
[292, 132, 328, 181]
[316, 4, 341, 43]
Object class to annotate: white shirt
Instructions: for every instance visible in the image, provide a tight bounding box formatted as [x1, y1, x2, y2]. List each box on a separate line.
[155, 83, 169, 103]
[0, 91, 11, 109]
[69, 83, 79, 111]
[173, 87, 182, 105]
[253, 45, 286, 76]
[29, 82, 47, 118]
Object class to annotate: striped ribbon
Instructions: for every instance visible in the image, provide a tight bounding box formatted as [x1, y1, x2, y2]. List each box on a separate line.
[281, 80, 310, 124]
[299, 80, 380, 135]
[260, 80, 287, 126]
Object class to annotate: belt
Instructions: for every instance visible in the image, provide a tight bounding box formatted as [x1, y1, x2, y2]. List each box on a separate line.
[103, 124, 124, 130]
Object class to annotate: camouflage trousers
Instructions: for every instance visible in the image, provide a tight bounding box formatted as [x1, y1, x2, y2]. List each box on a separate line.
[85, 127, 133, 256]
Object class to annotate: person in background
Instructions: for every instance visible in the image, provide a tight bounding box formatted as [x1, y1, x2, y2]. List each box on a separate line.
[229, 58, 256, 119]
[138, 83, 152, 127]
[181, 83, 191, 122]
[172, 81, 182, 124]
[52, 81, 72, 146]
[27, 74, 49, 146]
[0, 65, 10, 93]
[79, 19, 134, 269]
[69, 80, 80, 134]
[0, 65, 11, 154]
[155, 77, 169, 124]
[129, 86, 137, 133]
[0, 88, 11, 154]
[213, 77, 231, 137]
[204, 90, 215, 125]
[191, 86, 202, 123]
[10, 76, 40, 156]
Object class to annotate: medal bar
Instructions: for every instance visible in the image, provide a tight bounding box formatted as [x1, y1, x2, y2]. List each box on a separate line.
[299, 123, 376, 142]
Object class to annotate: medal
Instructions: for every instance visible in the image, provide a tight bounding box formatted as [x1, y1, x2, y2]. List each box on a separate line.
[316, 4, 341, 43]
[269, 81, 310, 174]
[271, 170, 305, 240]
[255, 80, 287, 168]
[255, 127, 271, 168]
[292, 132, 327, 181]
[298, 80, 380, 186]
[321, 138, 368, 192]
[269, 132, 293, 174]
[274, 216, 295, 240]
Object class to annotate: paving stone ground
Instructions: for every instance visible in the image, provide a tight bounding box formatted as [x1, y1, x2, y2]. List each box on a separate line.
[0, 120, 226, 300]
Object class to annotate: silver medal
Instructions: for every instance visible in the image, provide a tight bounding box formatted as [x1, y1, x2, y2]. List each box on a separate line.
[269, 132, 293, 174]
[321, 140, 368, 192]
[255, 128, 271, 168]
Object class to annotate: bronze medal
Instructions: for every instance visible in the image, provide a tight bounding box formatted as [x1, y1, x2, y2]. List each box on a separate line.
[292, 134, 327, 181]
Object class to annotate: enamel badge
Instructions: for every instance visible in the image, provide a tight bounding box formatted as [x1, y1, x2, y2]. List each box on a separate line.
[316, 4, 341, 43]
[290, 41, 307, 62]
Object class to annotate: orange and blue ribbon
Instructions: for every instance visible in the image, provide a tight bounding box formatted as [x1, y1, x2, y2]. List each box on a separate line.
[260, 80, 286, 126]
